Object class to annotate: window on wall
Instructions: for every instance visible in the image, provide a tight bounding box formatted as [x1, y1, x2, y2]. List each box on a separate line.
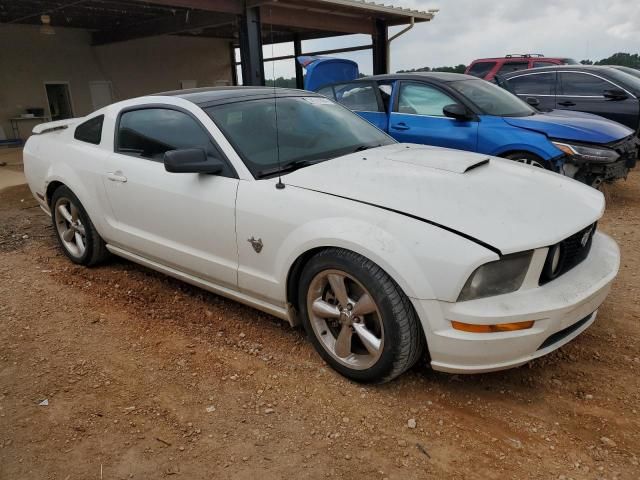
[117, 108, 214, 161]
[397, 83, 458, 116]
[74, 115, 104, 145]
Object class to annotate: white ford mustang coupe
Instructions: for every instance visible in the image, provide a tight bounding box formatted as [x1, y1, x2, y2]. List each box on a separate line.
[24, 87, 620, 383]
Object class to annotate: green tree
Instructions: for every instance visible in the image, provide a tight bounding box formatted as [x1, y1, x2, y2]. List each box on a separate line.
[594, 52, 640, 68]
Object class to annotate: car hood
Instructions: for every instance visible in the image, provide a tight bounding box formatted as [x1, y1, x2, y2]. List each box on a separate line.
[503, 111, 633, 144]
[285, 144, 604, 254]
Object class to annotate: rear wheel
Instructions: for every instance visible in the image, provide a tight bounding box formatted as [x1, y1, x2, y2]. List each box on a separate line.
[502, 152, 550, 170]
[299, 248, 424, 383]
[51, 186, 109, 266]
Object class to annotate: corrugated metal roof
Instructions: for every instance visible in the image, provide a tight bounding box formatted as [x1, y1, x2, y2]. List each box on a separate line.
[315, 0, 437, 21]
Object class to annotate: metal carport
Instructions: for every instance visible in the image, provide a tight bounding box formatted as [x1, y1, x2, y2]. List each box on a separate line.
[0, 0, 436, 88]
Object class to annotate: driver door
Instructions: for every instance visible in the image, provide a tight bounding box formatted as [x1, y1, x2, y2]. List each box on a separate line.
[388, 81, 478, 151]
[102, 106, 239, 288]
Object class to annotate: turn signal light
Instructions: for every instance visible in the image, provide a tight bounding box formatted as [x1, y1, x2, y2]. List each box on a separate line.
[452, 320, 535, 333]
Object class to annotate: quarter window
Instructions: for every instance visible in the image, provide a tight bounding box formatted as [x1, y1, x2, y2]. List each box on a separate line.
[559, 73, 614, 96]
[467, 62, 496, 78]
[316, 86, 335, 99]
[533, 61, 557, 68]
[74, 115, 104, 145]
[332, 82, 380, 112]
[397, 83, 458, 117]
[496, 62, 529, 75]
[508, 72, 556, 95]
[117, 108, 215, 161]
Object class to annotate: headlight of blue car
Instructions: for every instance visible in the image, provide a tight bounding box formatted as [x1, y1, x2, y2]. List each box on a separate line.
[552, 141, 620, 164]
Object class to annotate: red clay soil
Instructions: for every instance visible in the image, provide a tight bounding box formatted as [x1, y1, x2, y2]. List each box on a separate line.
[0, 176, 638, 479]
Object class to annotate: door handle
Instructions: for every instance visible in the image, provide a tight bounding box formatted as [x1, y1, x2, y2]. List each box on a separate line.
[391, 122, 410, 131]
[107, 171, 128, 183]
[558, 101, 576, 107]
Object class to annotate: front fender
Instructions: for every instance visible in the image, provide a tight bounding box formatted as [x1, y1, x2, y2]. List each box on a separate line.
[276, 216, 438, 301]
[478, 116, 563, 162]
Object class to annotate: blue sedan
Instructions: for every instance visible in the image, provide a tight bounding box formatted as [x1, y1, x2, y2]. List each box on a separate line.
[302, 57, 638, 187]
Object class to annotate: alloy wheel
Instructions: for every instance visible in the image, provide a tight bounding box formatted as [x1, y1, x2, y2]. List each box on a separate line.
[54, 197, 87, 258]
[306, 269, 384, 370]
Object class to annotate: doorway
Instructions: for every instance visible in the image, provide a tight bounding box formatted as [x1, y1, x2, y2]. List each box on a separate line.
[89, 81, 114, 110]
[45, 82, 74, 121]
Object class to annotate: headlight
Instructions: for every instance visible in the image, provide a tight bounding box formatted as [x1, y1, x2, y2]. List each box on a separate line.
[551, 141, 619, 164]
[457, 251, 533, 302]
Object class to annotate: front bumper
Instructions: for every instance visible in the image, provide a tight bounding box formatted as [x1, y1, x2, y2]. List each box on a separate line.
[412, 232, 620, 374]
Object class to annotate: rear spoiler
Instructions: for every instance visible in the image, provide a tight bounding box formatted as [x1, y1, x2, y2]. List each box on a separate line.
[32, 118, 81, 135]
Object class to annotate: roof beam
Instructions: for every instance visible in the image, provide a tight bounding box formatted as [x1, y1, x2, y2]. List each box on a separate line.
[92, 9, 235, 45]
[128, 0, 242, 14]
[260, 4, 374, 35]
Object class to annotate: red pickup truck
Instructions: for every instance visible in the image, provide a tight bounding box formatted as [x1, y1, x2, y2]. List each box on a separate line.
[465, 54, 577, 81]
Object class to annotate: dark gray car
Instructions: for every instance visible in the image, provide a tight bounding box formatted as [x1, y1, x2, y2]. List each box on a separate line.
[499, 65, 640, 132]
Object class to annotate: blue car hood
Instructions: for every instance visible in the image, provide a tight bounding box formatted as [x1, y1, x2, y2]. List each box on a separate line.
[503, 111, 633, 144]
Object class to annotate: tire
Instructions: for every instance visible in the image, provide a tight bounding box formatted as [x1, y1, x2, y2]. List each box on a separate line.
[502, 152, 551, 170]
[298, 248, 424, 383]
[51, 185, 109, 266]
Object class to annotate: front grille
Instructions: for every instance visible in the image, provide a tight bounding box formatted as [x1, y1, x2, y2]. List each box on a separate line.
[608, 134, 640, 168]
[539, 223, 596, 285]
[537, 312, 594, 350]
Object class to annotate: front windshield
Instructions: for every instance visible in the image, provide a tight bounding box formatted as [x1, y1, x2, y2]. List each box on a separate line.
[205, 96, 394, 177]
[448, 79, 536, 117]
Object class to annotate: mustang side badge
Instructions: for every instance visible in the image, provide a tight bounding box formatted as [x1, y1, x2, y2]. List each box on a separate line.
[248, 237, 263, 253]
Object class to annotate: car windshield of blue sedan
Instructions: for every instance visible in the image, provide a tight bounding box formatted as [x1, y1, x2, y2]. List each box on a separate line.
[205, 96, 395, 178]
[449, 79, 536, 117]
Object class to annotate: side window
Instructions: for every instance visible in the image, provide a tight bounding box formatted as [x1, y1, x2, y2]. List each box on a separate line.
[467, 62, 496, 78]
[397, 83, 458, 117]
[74, 115, 104, 145]
[507, 72, 556, 95]
[496, 61, 529, 75]
[117, 108, 215, 161]
[316, 86, 335, 99]
[559, 72, 614, 96]
[533, 61, 557, 68]
[332, 82, 380, 112]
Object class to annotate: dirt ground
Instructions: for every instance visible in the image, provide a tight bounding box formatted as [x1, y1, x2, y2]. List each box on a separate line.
[0, 171, 638, 480]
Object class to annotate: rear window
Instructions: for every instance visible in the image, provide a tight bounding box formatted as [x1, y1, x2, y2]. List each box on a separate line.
[74, 115, 104, 145]
[467, 62, 496, 78]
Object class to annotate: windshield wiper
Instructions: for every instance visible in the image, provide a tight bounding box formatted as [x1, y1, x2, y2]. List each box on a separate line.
[256, 158, 326, 179]
[353, 143, 384, 153]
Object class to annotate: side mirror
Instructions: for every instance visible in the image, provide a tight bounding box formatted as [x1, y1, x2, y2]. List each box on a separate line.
[603, 88, 628, 100]
[443, 104, 471, 121]
[526, 97, 540, 108]
[164, 148, 224, 174]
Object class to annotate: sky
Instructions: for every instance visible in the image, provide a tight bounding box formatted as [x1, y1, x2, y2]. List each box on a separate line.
[260, 0, 640, 80]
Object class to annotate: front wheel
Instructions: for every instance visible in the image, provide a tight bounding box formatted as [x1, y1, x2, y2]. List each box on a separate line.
[299, 248, 424, 383]
[502, 152, 551, 170]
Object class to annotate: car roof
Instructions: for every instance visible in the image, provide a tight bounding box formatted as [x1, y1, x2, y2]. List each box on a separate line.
[470, 56, 567, 62]
[154, 86, 320, 107]
[499, 65, 616, 77]
[362, 72, 477, 83]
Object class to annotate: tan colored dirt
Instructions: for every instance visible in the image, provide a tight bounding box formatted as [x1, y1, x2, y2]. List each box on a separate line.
[0, 175, 638, 479]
